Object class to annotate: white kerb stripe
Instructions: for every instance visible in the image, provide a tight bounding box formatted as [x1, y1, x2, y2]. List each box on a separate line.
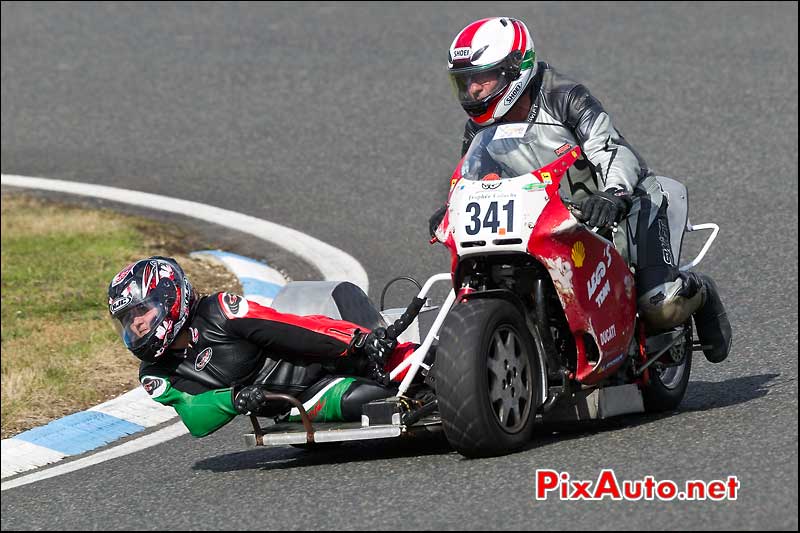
[88, 387, 177, 428]
[1, 440, 67, 479]
[0, 174, 368, 293]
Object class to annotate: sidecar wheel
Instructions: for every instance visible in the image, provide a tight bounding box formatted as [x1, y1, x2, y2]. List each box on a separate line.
[642, 320, 693, 412]
[436, 298, 539, 458]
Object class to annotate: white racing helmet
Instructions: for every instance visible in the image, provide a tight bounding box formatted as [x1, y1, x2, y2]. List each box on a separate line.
[447, 17, 537, 126]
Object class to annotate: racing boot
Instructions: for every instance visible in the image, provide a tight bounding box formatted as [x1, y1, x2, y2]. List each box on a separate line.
[686, 272, 733, 363]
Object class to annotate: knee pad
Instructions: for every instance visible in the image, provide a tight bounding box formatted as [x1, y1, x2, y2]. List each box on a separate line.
[638, 278, 703, 331]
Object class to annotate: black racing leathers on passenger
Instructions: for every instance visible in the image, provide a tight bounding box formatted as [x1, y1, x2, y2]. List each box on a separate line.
[138, 293, 398, 436]
[139, 292, 363, 395]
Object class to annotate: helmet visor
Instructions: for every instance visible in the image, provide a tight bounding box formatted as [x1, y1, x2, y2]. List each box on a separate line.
[111, 295, 169, 351]
[448, 61, 513, 109]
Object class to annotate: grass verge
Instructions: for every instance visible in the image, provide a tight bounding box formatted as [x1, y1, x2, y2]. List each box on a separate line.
[1, 192, 243, 438]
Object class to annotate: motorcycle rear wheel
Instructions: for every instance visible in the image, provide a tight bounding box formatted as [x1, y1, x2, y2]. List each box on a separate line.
[642, 320, 693, 412]
[436, 298, 539, 458]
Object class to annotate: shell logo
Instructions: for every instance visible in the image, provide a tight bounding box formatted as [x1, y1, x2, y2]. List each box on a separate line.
[571, 241, 586, 268]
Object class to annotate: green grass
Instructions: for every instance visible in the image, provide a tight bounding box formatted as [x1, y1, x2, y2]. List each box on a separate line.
[1, 193, 242, 438]
[1, 194, 151, 437]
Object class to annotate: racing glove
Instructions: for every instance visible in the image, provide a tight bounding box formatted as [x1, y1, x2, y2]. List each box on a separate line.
[350, 327, 397, 385]
[579, 188, 632, 229]
[233, 385, 270, 416]
[428, 205, 447, 238]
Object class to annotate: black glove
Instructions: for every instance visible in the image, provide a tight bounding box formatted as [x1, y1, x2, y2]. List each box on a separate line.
[428, 205, 447, 238]
[350, 327, 397, 385]
[579, 188, 632, 228]
[233, 385, 269, 415]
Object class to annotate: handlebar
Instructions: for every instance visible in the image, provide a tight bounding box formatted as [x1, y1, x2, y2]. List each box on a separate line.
[384, 296, 427, 342]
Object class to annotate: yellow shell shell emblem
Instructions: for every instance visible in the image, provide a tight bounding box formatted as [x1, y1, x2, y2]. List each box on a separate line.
[571, 241, 586, 268]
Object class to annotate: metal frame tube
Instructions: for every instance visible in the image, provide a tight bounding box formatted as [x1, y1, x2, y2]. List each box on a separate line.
[389, 273, 455, 396]
[680, 222, 719, 271]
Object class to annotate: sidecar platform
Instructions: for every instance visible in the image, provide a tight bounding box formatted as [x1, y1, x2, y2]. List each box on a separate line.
[243, 417, 442, 448]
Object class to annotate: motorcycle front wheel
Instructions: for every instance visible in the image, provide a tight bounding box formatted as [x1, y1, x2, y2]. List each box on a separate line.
[435, 298, 539, 458]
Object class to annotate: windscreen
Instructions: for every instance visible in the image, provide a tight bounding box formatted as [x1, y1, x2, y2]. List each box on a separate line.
[460, 123, 560, 181]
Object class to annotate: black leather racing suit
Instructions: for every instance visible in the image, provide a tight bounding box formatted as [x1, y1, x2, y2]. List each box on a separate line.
[139, 292, 393, 437]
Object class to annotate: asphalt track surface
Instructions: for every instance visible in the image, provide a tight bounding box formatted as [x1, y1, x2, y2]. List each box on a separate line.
[1, 2, 797, 530]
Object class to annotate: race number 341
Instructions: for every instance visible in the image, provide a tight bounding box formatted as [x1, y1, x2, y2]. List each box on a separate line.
[465, 200, 514, 235]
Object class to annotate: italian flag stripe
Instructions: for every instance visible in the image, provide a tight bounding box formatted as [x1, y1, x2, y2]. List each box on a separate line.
[520, 51, 536, 71]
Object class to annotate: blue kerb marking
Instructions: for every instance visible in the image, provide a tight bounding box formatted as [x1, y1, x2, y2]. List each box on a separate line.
[14, 411, 145, 456]
[240, 277, 282, 299]
[193, 250, 273, 269]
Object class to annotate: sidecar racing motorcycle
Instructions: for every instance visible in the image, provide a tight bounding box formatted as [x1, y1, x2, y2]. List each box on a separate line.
[243, 122, 721, 458]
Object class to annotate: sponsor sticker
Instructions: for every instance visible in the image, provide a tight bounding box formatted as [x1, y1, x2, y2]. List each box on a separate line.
[571, 241, 586, 268]
[600, 352, 625, 372]
[493, 123, 529, 141]
[523, 182, 547, 191]
[588, 245, 613, 307]
[195, 347, 213, 371]
[141, 376, 168, 398]
[555, 143, 573, 157]
[220, 292, 249, 319]
[600, 324, 617, 345]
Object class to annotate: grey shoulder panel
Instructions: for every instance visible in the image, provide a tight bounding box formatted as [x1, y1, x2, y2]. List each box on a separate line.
[537, 64, 650, 191]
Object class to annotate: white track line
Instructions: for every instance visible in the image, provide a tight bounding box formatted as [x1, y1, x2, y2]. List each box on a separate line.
[0, 173, 369, 491]
[0, 174, 368, 292]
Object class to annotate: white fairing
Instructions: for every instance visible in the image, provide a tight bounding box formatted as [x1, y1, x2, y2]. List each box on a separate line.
[448, 175, 550, 258]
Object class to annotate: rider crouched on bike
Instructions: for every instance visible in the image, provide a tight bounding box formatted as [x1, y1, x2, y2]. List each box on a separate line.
[107, 256, 400, 437]
[430, 17, 731, 362]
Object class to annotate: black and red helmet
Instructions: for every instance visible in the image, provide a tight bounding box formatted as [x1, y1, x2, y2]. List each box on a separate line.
[447, 17, 537, 125]
[107, 257, 196, 363]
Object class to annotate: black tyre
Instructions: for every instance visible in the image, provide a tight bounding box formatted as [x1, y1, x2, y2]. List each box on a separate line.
[642, 321, 693, 412]
[435, 298, 539, 458]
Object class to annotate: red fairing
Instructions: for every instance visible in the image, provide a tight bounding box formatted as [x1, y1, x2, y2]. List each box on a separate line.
[384, 342, 417, 382]
[526, 149, 637, 385]
[440, 156, 464, 275]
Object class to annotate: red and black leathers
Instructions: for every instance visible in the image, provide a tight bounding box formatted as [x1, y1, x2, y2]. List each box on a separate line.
[140, 292, 372, 400]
